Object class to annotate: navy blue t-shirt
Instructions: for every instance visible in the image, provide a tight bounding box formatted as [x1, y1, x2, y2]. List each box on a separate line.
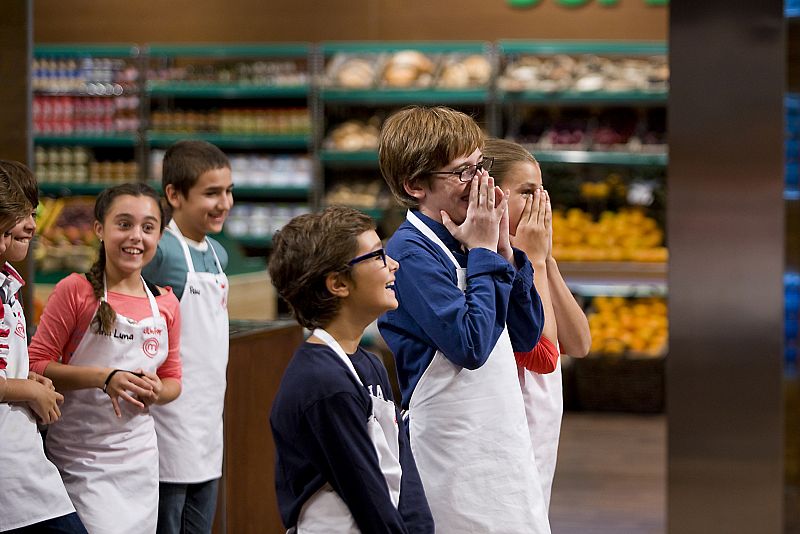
[270, 341, 434, 533]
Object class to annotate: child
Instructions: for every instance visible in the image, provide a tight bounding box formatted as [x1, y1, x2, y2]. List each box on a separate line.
[376, 106, 550, 533]
[483, 138, 591, 510]
[29, 182, 182, 534]
[141, 140, 232, 534]
[0, 161, 86, 533]
[268, 206, 434, 533]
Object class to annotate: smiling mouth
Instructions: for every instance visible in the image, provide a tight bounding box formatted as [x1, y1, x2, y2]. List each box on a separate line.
[122, 247, 143, 255]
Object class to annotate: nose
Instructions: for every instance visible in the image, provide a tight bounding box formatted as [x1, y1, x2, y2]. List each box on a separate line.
[387, 254, 399, 272]
[130, 225, 143, 241]
[24, 213, 36, 232]
[221, 192, 233, 211]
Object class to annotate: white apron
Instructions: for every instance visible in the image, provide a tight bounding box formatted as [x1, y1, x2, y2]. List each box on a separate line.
[518, 352, 563, 510]
[0, 266, 75, 531]
[151, 220, 229, 483]
[405, 211, 551, 534]
[46, 278, 168, 534]
[291, 328, 403, 534]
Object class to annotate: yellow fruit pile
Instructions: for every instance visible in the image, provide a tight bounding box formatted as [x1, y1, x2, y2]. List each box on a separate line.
[552, 207, 668, 262]
[587, 296, 668, 358]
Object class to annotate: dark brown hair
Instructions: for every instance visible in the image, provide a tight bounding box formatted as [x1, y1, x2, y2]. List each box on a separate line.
[379, 106, 484, 209]
[481, 138, 538, 185]
[0, 160, 38, 208]
[268, 206, 375, 329]
[0, 165, 31, 232]
[162, 140, 230, 206]
[88, 183, 166, 335]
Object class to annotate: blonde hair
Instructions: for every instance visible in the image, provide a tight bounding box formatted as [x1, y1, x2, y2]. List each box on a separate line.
[379, 106, 484, 209]
[482, 138, 538, 185]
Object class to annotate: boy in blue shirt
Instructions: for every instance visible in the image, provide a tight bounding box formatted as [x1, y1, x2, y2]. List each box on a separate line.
[143, 140, 232, 534]
[377, 106, 551, 533]
[269, 206, 434, 533]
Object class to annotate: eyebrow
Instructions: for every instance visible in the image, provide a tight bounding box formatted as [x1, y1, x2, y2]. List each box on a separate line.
[113, 213, 160, 222]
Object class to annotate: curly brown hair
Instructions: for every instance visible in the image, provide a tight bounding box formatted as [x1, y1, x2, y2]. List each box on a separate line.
[268, 206, 375, 329]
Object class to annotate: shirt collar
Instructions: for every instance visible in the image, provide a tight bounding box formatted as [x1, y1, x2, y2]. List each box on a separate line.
[410, 210, 463, 252]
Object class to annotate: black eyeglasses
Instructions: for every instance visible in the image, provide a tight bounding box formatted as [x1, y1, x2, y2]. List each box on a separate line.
[428, 157, 494, 183]
[348, 248, 387, 267]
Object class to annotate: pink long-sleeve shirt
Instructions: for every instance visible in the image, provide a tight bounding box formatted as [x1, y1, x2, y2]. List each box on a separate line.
[29, 273, 182, 381]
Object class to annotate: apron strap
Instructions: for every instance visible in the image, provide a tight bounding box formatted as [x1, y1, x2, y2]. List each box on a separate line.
[311, 328, 364, 387]
[166, 219, 224, 275]
[103, 275, 161, 321]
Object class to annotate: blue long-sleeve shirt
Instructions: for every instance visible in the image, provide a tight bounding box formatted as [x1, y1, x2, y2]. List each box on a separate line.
[378, 210, 544, 409]
[270, 342, 434, 533]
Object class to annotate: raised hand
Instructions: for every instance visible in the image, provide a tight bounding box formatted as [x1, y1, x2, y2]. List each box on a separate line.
[510, 188, 549, 264]
[441, 170, 506, 253]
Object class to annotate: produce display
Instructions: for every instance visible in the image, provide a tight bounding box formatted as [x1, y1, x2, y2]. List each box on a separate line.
[587, 296, 668, 358]
[33, 56, 139, 95]
[35, 146, 139, 184]
[224, 203, 311, 241]
[325, 50, 491, 89]
[34, 197, 98, 274]
[149, 108, 310, 135]
[552, 207, 667, 262]
[323, 118, 380, 151]
[324, 181, 386, 209]
[498, 54, 668, 93]
[150, 150, 311, 187]
[33, 95, 140, 135]
[148, 59, 307, 87]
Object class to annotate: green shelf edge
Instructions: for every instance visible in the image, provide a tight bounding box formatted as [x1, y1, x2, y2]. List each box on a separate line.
[498, 40, 667, 55]
[39, 182, 125, 196]
[500, 90, 667, 104]
[534, 150, 667, 166]
[147, 43, 310, 58]
[147, 133, 311, 149]
[319, 150, 379, 164]
[35, 44, 140, 58]
[234, 236, 273, 248]
[321, 88, 489, 104]
[147, 82, 309, 99]
[322, 41, 489, 54]
[34, 134, 139, 147]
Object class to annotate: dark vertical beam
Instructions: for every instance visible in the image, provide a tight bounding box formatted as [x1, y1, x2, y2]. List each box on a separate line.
[668, 1, 785, 532]
[0, 0, 33, 323]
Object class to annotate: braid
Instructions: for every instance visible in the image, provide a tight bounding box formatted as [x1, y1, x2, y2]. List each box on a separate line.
[87, 246, 115, 335]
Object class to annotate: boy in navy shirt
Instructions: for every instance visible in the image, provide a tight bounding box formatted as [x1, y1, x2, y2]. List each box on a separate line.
[377, 106, 550, 533]
[269, 206, 434, 533]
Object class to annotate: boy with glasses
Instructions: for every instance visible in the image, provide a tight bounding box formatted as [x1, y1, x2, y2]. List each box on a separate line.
[377, 106, 550, 533]
[268, 206, 434, 533]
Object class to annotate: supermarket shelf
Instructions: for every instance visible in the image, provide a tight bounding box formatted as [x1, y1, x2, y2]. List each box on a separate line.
[500, 90, 667, 104]
[35, 271, 74, 285]
[147, 82, 309, 99]
[498, 40, 667, 55]
[234, 235, 273, 248]
[560, 261, 668, 296]
[39, 182, 124, 196]
[147, 43, 310, 58]
[147, 132, 310, 149]
[34, 134, 138, 147]
[321, 88, 489, 104]
[534, 150, 668, 166]
[233, 185, 310, 199]
[319, 150, 379, 165]
[35, 44, 140, 58]
[322, 41, 488, 54]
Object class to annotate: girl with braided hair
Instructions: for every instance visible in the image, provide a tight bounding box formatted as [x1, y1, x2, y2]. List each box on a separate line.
[29, 182, 182, 534]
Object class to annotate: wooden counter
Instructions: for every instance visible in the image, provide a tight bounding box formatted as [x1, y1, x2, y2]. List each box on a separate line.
[214, 320, 303, 534]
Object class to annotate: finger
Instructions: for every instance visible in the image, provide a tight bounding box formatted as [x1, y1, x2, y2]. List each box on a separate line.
[125, 383, 156, 399]
[487, 175, 496, 208]
[55, 392, 64, 404]
[469, 171, 479, 207]
[440, 211, 457, 235]
[111, 397, 122, 418]
[119, 391, 145, 410]
[126, 375, 154, 391]
[521, 193, 534, 224]
[54, 403, 61, 419]
[493, 186, 505, 212]
[478, 174, 488, 209]
[535, 190, 545, 226]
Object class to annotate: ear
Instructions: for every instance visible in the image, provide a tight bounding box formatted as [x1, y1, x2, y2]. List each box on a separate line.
[164, 184, 182, 209]
[325, 271, 351, 299]
[93, 220, 104, 242]
[403, 178, 427, 201]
